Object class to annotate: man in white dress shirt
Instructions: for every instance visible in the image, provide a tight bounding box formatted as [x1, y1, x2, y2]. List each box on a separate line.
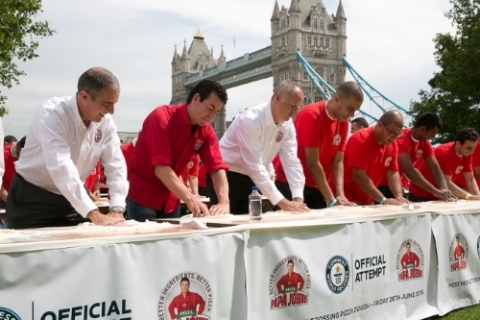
[7, 67, 128, 229]
[211, 80, 309, 214]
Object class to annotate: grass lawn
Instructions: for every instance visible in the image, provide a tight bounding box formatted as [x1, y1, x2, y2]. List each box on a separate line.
[424, 304, 480, 319]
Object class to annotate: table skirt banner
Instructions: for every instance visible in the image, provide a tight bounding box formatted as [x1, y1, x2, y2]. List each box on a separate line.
[432, 212, 480, 315]
[0, 232, 246, 320]
[245, 214, 437, 320]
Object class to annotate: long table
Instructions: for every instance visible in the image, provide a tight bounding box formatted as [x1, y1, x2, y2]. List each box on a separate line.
[0, 201, 479, 320]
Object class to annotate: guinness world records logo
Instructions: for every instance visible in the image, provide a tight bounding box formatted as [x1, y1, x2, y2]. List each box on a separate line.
[326, 255, 350, 294]
[0, 307, 21, 320]
[477, 236, 480, 260]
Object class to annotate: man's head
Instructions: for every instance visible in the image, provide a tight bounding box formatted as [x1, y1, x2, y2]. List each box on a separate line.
[77, 67, 120, 124]
[15, 136, 26, 158]
[328, 81, 364, 122]
[412, 112, 442, 141]
[454, 127, 479, 157]
[187, 80, 228, 126]
[405, 242, 411, 253]
[287, 260, 294, 274]
[4, 135, 17, 146]
[350, 117, 369, 134]
[271, 80, 304, 123]
[455, 236, 460, 245]
[180, 277, 190, 295]
[375, 110, 404, 145]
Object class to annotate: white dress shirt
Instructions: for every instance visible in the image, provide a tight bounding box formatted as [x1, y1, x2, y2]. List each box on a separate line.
[220, 101, 305, 205]
[16, 95, 128, 217]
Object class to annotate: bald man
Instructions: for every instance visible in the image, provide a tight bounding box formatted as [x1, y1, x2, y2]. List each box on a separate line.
[275, 81, 363, 209]
[331, 110, 409, 205]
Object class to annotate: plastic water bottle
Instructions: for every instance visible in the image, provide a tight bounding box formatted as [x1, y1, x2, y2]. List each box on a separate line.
[249, 186, 262, 221]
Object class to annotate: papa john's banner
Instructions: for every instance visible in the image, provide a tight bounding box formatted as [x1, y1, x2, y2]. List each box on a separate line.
[0, 232, 246, 320]
[432, 212, 480, 315]
[245, 214, 437, 320]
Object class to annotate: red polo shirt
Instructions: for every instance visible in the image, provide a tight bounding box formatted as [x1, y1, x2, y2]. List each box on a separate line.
[275, 101, 348, 187]
[84, 161, 101, 192]
[410, 142, 473, 199]
[180, 154, 200, 185]
[380, 127, 434, 187]
[276, 272, 305, 294]
[128, 104, 228, 212]
[198, 162, 207, 188]
[334, 127, 398, 204]
[168, 291, 206, 319]
[452, 145, 480, 188]
[121, 141, 135, 166]
[2, 145, 18, 192]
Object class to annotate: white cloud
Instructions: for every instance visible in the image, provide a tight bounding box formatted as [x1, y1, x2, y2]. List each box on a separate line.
[2, 0, 455, 138]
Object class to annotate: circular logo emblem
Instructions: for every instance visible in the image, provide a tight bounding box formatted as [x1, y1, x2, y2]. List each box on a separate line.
[416, 149, 423, 159]
[0, 307, 21, 320]
[396, 239, 424, 281]
[269, 256, 311, 309]
[333, 134, 342, 146]
[326, 255, 350, 294]
[384, 156, 392, 167]
[449, 234, 469, 272]
[455, 166, 464, 175]
[158, 272, 212, 320]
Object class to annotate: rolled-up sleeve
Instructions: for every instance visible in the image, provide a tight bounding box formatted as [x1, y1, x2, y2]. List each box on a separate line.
[279, 125, 305, 199]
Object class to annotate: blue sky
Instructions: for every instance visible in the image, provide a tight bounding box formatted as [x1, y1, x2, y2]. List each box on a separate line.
[3, 0, 454, 138]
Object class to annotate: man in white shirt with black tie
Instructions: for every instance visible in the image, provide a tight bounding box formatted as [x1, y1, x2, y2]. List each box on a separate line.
[210, 80, 309, 214]
[8, 67, 128, 229]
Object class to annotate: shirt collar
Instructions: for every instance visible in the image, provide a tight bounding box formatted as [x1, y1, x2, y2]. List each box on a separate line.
[264, 101, 277, 127]
[72, 94, 102, 130]
[179, 103, 190, 125]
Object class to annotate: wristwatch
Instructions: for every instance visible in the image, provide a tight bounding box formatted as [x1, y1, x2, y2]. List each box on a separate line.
[109, 206, 126, 214]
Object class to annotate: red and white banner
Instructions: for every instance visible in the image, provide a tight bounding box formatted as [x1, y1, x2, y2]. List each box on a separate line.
[432, 212, 480, 315]
[245, 214, 437, 320]
[0, 232, 246, 320]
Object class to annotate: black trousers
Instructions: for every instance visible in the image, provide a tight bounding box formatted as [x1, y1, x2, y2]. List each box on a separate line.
[377, 185, 396, 199]
[275, 180, 327, 209]
[408, 194, 436, 203]
[7, 174, 90, 229]
[207, 171, 255, 214]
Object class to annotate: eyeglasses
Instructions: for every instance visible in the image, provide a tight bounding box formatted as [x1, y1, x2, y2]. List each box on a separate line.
[380, 120, 402, 138]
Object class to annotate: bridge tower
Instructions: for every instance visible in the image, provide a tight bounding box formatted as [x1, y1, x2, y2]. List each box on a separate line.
[271, 0, 347, 103]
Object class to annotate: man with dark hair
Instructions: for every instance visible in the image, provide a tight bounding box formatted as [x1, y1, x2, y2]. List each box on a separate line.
[350, 117, 369, 134]
[401, 242, 420, 270]
[336, 110, 409, 205]
[4, 135, 17, 147]
[215, 80, 309, 214]
[168, 277, 205, 320]
[377, 112, 455, 201]
[275, 81, 363, 209]
[276, 260, 305, 294]
[409, 127, 480, 201]
[127, 80, 230, 220]
[8, 67, 128, 229]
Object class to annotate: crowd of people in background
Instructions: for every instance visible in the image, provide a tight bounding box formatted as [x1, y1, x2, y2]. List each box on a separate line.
[1, 67, 479, 230]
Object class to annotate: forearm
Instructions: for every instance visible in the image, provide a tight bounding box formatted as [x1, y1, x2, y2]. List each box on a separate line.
[332, 161, 345, 197]
[404, 168, 439, 194]
[308, 162, 335, 203]
[387, 172, 404, 198]
[0, 188, 7, 202]
[465, 177, 480, 195]
[188, 175, 199, 195]
[210, 169, 229, 204]
[354, 173, 384, 203]
[154, 165, 195, 203]
[447, 180, 470, 198]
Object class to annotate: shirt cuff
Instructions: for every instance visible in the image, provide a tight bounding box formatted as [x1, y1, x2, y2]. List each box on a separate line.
[269, 190, 285, 206]
[76, 200, 98, 218]
[109, 194, 126, 208]
[291, 189, 304, 200]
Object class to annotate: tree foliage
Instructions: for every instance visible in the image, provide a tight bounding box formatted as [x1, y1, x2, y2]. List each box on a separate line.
[410, 0, 480, 142]
[0, 0, 54, 116]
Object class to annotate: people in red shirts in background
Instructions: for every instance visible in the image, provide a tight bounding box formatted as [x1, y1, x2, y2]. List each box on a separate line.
[120, 138, 137, 166]
[350, 117, 369, 134]
[84, 161, 101, 201]
[3, 135, 17, 147]
[335, 110, 409, 205]
[409, 128, 480, 202]
[275, 81, 363, 209]
[377, 112, 455, 201]
[452, 144, 480, 190]
[197, 161, 208, 196]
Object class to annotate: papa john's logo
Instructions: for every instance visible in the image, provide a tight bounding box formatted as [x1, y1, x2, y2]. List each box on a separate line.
[384, 156, 392, 167]
[333, 134, 342, 146]
[455, 166, 464, 175]
[158, 272, 212, 320]
[0, 307, 21, 319]
[396, 239, 424, 281]
[326, 255, 350, 294]
[94, 129, 102, 143]
[194, 139, 204, 151]
[449, 234, 468, 272]
[269, 256, 311, 309]
[275, 131, 284, 142]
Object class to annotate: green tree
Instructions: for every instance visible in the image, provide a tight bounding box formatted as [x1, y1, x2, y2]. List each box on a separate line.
[410, 0, 480, 142]
[0, 0, 54, 116]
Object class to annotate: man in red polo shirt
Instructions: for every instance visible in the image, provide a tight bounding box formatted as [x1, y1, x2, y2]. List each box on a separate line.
[452, 145, 480, 189]
[168, 277, 206, 320]
[401, 242, 420, 269]
[377, 112, 455, 201]
[276, 260, 305, 294]
[127, 80, 230, 221]
[275, 81, 363, 208]
[409, 128, 480, 201]
[336, 110, 409, 205]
